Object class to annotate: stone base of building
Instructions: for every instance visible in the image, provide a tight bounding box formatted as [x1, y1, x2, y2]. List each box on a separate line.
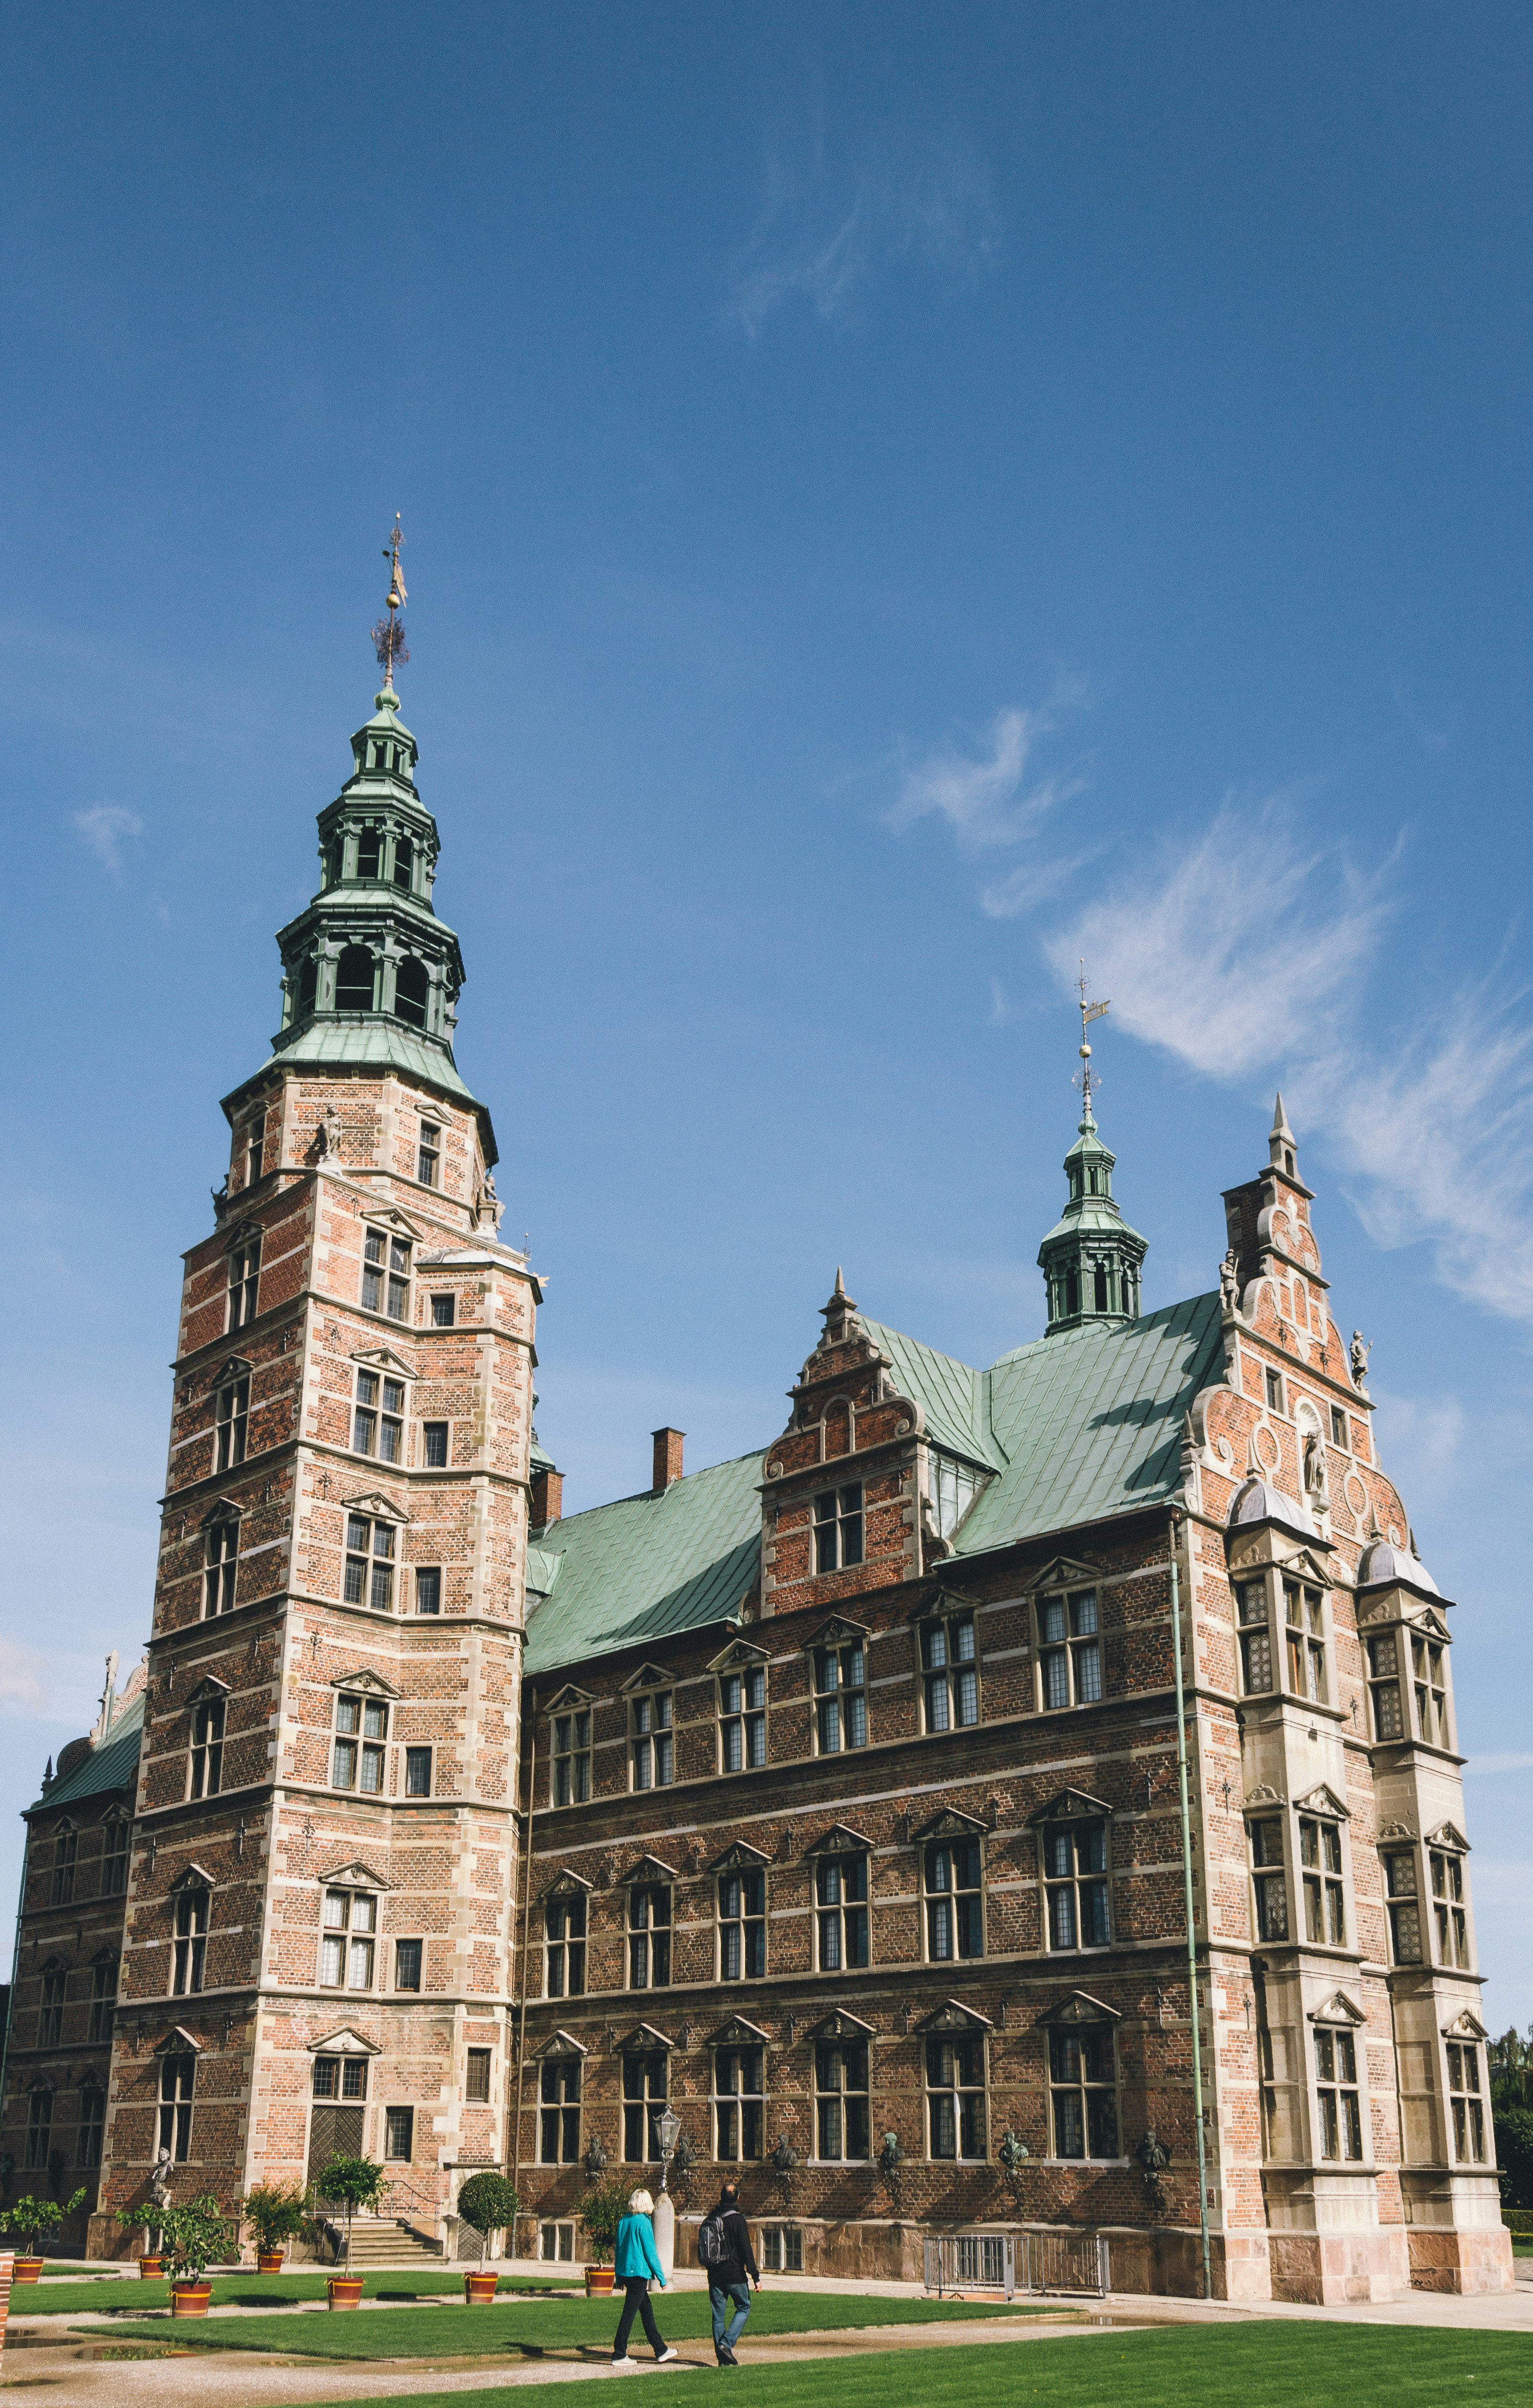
[1266, 2224, 1411, 2304]
[1405, 2224, 1515, 2296]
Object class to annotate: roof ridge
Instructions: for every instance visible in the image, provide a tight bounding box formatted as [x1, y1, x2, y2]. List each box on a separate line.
[537, 1445, 768, 1537]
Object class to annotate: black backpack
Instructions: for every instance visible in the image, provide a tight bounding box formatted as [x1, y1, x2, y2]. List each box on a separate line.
[698, 2209, 729, 2269]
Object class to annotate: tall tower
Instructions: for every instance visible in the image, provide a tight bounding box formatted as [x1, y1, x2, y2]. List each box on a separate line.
[97, 557, 539, 2243]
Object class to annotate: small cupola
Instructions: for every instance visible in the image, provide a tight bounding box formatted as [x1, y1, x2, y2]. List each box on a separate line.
[1035, 976, 1146, 1336]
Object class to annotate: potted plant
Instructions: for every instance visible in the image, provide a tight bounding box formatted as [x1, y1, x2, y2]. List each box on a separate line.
[113, 2199, 167, 2278]
[240, 2181, 309, 2274]
[157, 2194, 232, 2318]
[316, 2156, 386, 2307]
[455, 2172, 519, 2302]
[577, 2171, 631, 2297]
[1, 2191, 87, 2282]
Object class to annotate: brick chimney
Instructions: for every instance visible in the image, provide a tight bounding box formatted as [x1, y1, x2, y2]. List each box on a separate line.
[529, 1464, 563, 1530]
[652, 1427, 685, 1493]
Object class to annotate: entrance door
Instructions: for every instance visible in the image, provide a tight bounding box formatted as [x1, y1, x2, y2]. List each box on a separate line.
[308, 2105, 366, 2202]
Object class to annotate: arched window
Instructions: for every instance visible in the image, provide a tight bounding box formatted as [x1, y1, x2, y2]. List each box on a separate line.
[395, 957, 429, 1030]
[336, 946, 375, 1011]
[298, 956, 318, 1017]
[392, 838, 413, 892]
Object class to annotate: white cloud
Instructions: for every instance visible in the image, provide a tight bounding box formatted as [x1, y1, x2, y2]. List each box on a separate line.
[0, 1639, 49, 1718]
[73, 803, 143, 876]
[891, 688, 1089, 859]
[1370, 1389, 1465, 1504]
[1466, 1755, 1533, 1775]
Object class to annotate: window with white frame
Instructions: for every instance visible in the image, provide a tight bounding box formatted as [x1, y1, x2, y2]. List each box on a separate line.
[417, 1120, 441, 1185]
[204, 1519, 238, 1617]
[353, 1369, 404, 1461]
[814, 2037, 869, 2161]
[545, 1891, 587, 1998]
[362, 1227, 411, 1320]
[1431, 1850, 1468, 1967]
[1314, 2026, 1363, 2160]
[1384, 1851, 1422, 1963]
[1299, 1814, 1345, 1945]
[344, 1514, 396, 1611]
[929, 1454, 983, 1541]
[384, 2105, 414, 2161]
[1330, 1406, 1349, 1447]
[159, 2052, 196, 2160]
[719, 1865, 766, 1980]
[551, 1707, 591, 1805]
[227, 1236, 260, 1332]
[1049, 2023, 1119, 2159]
[760, 2225, 802, 2271]
[189, 1697, 225, 1799]
[1038, 1590, 1101, 1708]
[1447, 2042, 1486, 2161]
[245, 1118, 265, 1187]
[1264, 1367, 1284, 1413]
[814, 1638, 866, 1752]
[394, 1938, 422, 1992]
[414, 1566, 442, 1616]
[1237, 1580, 1274, 1694]
[813, 1482, 863, 1572]
[1413, 1633, 1450, 1746]
[719, 1662, 766, 1771]
[1043, 1817, 1110, 1949]
[466, 2047, 493, 2103]
[430, 1291, 455, 1326]
[215, 1372, 250, 1471]
[539, 2219, 576, 2262]
[926, 2029, 986, 2160]
[631, 1690, 673, 1790]
[333, 1691, 388, 1792]
[623, 2048, 669, 2161]
[713, 2044, 763, 2161]
[320, 1887, 377, 1990]
[87, 1953, 117, 2043]
[816, 1850, 870, 1970]
[173, 1888, 208, 1995]
[102, 1813, 130, 1897]
[628, 1884, 671, 1989]
[24, 2089, 52, 2170]
[539, 2056, 582, 2163]
[313, 2053, 369, 2100]
[1283, 1581, 1327, 1702]
[422, 1419, 449, 1468]
[1250, 1819, 1287, 1942]
[924, 1833, 983, 1961]
[922, 1609, 977, 1731]
[1366, 1630, 1403, 1738]
[404, 1744, 432, 1797]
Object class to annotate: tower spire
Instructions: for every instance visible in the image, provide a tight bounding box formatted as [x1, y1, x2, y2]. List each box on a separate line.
[1037, 974, 1147, 1336]
[1076, 959, 1110, 1123]
[372, 514, 409, 692]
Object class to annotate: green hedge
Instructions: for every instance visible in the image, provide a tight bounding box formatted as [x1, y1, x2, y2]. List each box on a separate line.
[1503, 2209, 1533, 2235]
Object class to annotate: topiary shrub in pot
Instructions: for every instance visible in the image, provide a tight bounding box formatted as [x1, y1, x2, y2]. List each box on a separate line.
[456, 2172, 520, 2298]
[157, 2195, 232, 2317]
[577, 2171, 631, 2296]
[316, 2156, 386, 2306]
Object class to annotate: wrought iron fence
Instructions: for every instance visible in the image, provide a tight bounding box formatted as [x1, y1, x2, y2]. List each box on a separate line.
[924, 2230, 1109, 2300]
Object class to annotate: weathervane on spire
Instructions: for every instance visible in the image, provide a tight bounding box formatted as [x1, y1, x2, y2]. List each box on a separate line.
[1074, 959, 1110, 1118]
[371, 514, 409, 689]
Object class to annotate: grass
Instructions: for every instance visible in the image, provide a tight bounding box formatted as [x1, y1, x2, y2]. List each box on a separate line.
[297, 2325, 1533, 2408]
[82, 2290, 1050, 2361]
[19, 2268, 573, 2318]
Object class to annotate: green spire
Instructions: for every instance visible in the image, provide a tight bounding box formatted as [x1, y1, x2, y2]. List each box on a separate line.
[1036, 1104, 1147, 1334]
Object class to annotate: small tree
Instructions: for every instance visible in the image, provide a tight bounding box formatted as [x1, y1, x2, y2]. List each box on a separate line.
[115, 2200, 164, 2257]
[577, 2171, 632, 2267]
[241, 2182, 310, 2260]
[1, 2190, 87, 2258]
[156, 2195, 232, 2285]
[318, 2156, 387, 2264]
[456, 2172, 520, 2268]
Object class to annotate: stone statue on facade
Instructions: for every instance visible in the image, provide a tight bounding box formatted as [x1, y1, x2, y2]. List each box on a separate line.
[1218, 1249, 1240, 1316]
[1350, 1328, 1371, 1387]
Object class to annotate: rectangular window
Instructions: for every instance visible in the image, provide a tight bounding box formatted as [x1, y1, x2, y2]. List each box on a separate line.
[102, 1818, 129, 1897]
[814, 1640, 867, 1753]
[414, 1567, 442, 1616]
[76, 2088, 105, 2170]
[430, 1292, 455, 1326]
[422, 1420, 449, 1469]
[173, 1889, 208, 1996]
[1385, 1853, 1422, 1964]
[215, 1374, 250, 1472]
[1367, 1631, 1403, 1738]
[362, 1228, 411, 1320]
[926, 2032, 987, 2160]
[394, 1938, 423, 1993]
[814, 2040, 869, 2161]
[545, 1892, 587, 1998]
[624, 2049, 670, 2161]
[466, 2048, 492, 2104]
[1250, 1819, 1288, 1942]
[813, 1483, 864, 1572]
[404, 1746, 432, 1798]
[312, 2056, 338, 2097]
[1037, 1592, 1100, 1710]
[1238, 1581, 1273, 1694]
[539, 2058, 581, 2163]
[1300, 1816, 1346, 1946]
[1264, 1368, 1284, 1413]
[384, 2105, 414, 2161]
[816, 1853, 870, 1971]
[246, 1124, 265, 1188]
[759, 2226, 803, 2272]
[88, 1956, 117, 2044]
[228, 1237, 260, 1332]
[189, 1697, 225, 1800]
[1049, 2026, 1119, 2159]
[332, 1692, 388, 1792]
[552, 1709, 591, 1806]
[713, 2047, 763, 2162]
[719, 1868, 766, 1981]
[50, 1827, 78, 1907]
[719, 1664, 767, 1771]
[1314, 2027, 1363, 2161]
[24, 2090, 52, 2171]
[924, 1836, 984, 1962]
[158, 2052, 195, 2162]
[923, 1611, 978, 1732]
[1283, 1582, 1327, 1702]
[353, 1370, 405, 1462]
[1330, 1407, 1349, 1448]
[1043, 1819, 1111, 1950]
[417, 1121, 441, 1186]
[312, 2055, 366, 2100]
[1447, 2042, 1486, 2162]
[344, 1515, 396, 1612]
[319, 1888, 376, 1990]
[540, 2220, 576, 2262]
[38, 1968, 66, 2047]
[631, 1691, 673, 1790]
[204, 1521, 238, 1618]
[628, 1884, 672, 1990]
[1431, 1851, 1469, 1968]
[1413, 1635, 1449, 1747]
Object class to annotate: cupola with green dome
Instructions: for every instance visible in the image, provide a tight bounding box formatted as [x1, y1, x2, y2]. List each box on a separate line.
[1036, 980, 1147, 1334]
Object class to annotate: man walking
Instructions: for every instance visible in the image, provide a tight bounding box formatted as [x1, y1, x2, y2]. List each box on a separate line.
[698, 2181, 760, 2367]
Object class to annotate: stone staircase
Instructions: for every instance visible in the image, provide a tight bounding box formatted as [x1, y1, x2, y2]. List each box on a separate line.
[336, 2216, 443, 2267]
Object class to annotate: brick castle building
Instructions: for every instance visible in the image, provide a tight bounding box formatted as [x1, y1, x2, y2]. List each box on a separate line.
[0, 642, 1511, 2302]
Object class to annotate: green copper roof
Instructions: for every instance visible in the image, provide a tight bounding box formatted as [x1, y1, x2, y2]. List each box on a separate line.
[248, 1018, 478, 1102]
[27, 1693, 145, 1816]
[524, 1450, 765, 1679]
[858, 1319, 1006, 1469]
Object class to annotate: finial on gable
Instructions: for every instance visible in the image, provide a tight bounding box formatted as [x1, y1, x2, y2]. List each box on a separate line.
[1269, 1093, 1298, 1178]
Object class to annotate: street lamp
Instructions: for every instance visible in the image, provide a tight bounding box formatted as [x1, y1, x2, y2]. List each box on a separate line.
[656, 2108, 682, 2193]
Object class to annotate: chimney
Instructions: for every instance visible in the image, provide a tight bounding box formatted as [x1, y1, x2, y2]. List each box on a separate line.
[652, 1427, 685, 1493]
[529, 1465, 563, 1530]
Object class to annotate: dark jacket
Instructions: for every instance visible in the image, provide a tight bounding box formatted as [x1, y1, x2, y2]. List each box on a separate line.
[703, 2203, 759, 2288]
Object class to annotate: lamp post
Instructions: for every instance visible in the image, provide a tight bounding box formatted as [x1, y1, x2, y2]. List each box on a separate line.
[653, 2109, 682, 2279]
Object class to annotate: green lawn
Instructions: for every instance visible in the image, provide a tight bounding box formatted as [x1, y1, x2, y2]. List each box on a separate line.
[20, 2269, 572, 2318]
[82, 2290, 1050, 2361]
[302, 2325, 1533, 2408]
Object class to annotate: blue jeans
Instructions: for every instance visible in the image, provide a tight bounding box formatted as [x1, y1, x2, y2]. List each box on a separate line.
[709, 2280, 751, 2354]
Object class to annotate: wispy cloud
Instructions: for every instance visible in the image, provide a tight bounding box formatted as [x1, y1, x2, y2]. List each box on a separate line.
[73, 803, 143, 877]
[1467, 1754, 1533, 1775]
[0, 1638, 49, 1719]
[728, 129, 999, 337]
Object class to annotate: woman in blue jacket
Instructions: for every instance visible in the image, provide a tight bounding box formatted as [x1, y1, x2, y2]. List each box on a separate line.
[611, 2190, 679, 2367]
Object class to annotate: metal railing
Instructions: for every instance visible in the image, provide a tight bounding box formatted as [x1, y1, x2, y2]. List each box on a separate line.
[924, 2230, 1109, 2300]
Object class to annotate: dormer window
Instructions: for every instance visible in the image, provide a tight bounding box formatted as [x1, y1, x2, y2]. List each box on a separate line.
[813, 1483, 863, 1572]
[1413, 1634, 1449, 1746]
[1431, 1849, 1468, 1968]
[1283, 1582, 1327, 1702]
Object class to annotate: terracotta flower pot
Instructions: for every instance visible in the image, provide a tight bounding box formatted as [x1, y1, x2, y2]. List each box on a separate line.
[171, 2281, 213, 2318]
[327, 2274, 366, 2311]
[256, 2251, 285, 2273]
[584, 2266, 615, 2297]
[138, 2256, 165, 2280]
[464, 2270, 500, 2304]
[11, 2259, 43, 2285]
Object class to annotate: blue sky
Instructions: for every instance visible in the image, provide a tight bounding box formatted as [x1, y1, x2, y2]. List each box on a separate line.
[4, 3, 1531, 2026]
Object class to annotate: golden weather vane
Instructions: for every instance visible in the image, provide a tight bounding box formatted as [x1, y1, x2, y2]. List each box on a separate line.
[371, 514, 409, 688]
[1075, 958, 1110, 1118]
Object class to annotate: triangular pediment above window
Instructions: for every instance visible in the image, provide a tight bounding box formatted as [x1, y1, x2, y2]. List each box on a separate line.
[223, 1218, 262, 1253]
[364, 1206, 426, 1241]
[912, 1805, 988, 1843]
[809, 1615, 871, 1650]
[711, 1840, 771, 1873]
[168, 1863, 216, 1893]
[339, 1490, 411, 1525]
[1026, 1788, 1112, 1828]
[1414, 1608, 1450, 1640]
[186, 1675, 232, 1706]
[917, 1998, 994, 2035]
[213, 1355, 253, 1387]
[320, 1859, 392, 1892]
[541, 1868, 595, 1898]
[1308, 1991, 1366, 2027]
[1293, 1783, 1350, 1820]
[1425, 1820, 1469, 1853]
[1286, 1548, 1332, 1588]
[537, 2027, 588, 2059]
[200, 1497, 243, 1529]
[39, 1951, 68, 1973]
[1022, 1555, 1102, 1595]
[1377, 1819, 1416, 1844]
[805, 1823, 873, 1857]
[807, 2007, 875, 2043]
[618, 2022, 676, 2053]
[329, 1668, 402, 1699]
[708, 1639, 769, 1674]
[622, 1855, 679, 1888]
[152, 2024, 205, 2056]
[1441, 2008, 1489, 2041]
[620, 1663, 674, 1694]
[309, 2025, 380, 2056]
[545, 1684, 594, 1712]
[350, 1345, 416, 1381]
[911, 1585, 976, 1624]
[1037, 1990, 1122, 2028]
[1243, 1785, 1285, 1810]
[708, 2014, 771, 2048]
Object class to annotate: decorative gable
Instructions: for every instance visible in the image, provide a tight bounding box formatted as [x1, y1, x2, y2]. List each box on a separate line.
[708, 2014, 771, 2048]
[618, 2022, 675, 2053]
[711, 1840, 771, 1873]
[329, 1668, 402, 1699]
[1292, 1783, 1350, 1820]
[339, 1490, 410, 1525]
[168, 1863, 216, 1892]
[620, 1663, 674, 1694]
[349, 1344, 416, 1381]
[621, 1855, 679, 1888]
[805, 1823, 873, 1857]
[545, 1684, 594, 1712]
[1416, 1608, 1450, 1640]
[809, 1615, 871, 1650]
[1023, 1554, 1101, 1594]
[917, 1998, 993, 2034]
[1308, 1991, 1366, 2027]
[1377, 1819, 1416, 1844]
[1037, 1990, 1121, 2027]
[1425, 1820, 1469, 1853]
[363, 1205, 426, 1241]
[1026, 1789, 1112, 1827]
[185, 1675, 232, 1706]
[708, 1639, 769, 1675]
[200, 1496, 244, 1528]
[152, 2024, 204, 2055]
[212, 1355, 253, 1388]
[1243, 1784, 1285, 1810]
[320, 1859, 392, 1892]
[808, 2007, 875, 2043]
[541, 1868, 595, 1898]
[1441, 2008, 1489, 2042]
[309, 2025, 380, 2057]
[536, 2028, 588, 2059]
